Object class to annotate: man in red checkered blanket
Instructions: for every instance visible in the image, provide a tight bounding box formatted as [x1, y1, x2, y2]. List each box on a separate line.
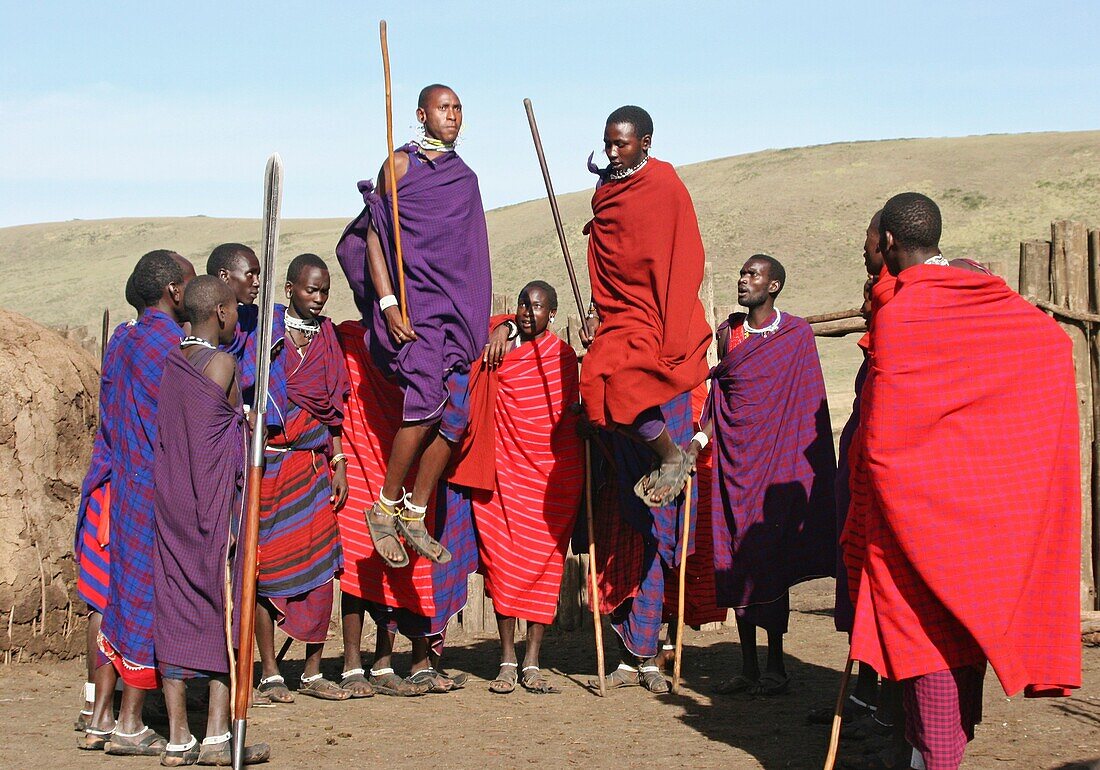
[843, 192, 1081, 770]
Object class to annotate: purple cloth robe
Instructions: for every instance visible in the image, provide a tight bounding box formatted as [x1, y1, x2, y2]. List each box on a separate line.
[153, 346, 247, 674]
[707, 312, 837, 611]
[335, 145, 491, 422]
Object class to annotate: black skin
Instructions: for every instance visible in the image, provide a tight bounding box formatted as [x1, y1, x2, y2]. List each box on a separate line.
[362, 87, 464, 565]
[85, 253, 195, 741]
[219, 250, 261, 305]
[164, 296, 238, 746]
[255, 264, 350, 697]
[483, 285, 556, 368]
[864, 211, 884, 276]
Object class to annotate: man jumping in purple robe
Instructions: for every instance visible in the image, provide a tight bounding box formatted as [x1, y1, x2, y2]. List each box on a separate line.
[153, 276, 269, 766]
[336, 83, 491, 568]
[688, 254, 836, 697]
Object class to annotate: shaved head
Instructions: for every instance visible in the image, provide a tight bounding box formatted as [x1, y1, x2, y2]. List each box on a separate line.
[418, 83, 456, 109]
[184, 275, 236, 325]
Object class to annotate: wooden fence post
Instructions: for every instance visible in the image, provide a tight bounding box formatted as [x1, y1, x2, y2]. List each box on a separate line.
[464, 574, 485, 633]
[1019, 239, 1051, 301]
[1053, 221, 1096, 611]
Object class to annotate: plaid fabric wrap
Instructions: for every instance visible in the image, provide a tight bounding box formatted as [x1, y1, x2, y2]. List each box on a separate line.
[846, 266, 1081, 696]
[707, 313, 837, 611]
[100, 309, 183, 669]
[904, 665, 985, 770]
[590, 390, 696, 655]
[75, 322, 135, 614]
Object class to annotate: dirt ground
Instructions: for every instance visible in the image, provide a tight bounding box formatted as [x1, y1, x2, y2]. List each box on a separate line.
[1, 580, 1096, 770]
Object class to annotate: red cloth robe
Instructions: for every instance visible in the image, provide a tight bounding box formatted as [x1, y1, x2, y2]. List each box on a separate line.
[580, 158, 711, 427]
[463, 327, 584, 624]
[842, 265, 1080, 697]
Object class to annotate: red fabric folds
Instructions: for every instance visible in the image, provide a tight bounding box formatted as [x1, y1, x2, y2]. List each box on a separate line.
[335, 321, 440, 615]
[467, 330, 583, 624]
[843, 265, 1080, 697]
[581, 159, 711, 428]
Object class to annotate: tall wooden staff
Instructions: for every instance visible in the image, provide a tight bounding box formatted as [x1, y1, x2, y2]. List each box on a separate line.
[232, 152, 282, 770]
[100, 308, 109, 368]
[823, 657, 855, 770]
[671, 481, 692, 693]
[379, 20, 409, 325]
[523, 98, 606, 696]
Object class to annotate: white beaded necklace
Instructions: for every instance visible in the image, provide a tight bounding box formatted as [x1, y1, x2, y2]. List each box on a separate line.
[284, 313, 320, 340]
[743, 310, 782, 338]
[180, 335, 216, 350]
[609, 154, 649, 181]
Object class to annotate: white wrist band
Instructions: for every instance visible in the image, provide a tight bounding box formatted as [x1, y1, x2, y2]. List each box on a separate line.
[692, 431, 709, 450]
[379, 294, 398, 311]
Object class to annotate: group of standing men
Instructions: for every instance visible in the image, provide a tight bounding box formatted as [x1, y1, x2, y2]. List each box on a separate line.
[70, 82, 1081, 770]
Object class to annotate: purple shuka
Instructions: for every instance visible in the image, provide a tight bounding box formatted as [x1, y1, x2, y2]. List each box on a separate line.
[336, 145, 491, 422]
[153, 346, 247, 674]
[707, 313, 837, 618]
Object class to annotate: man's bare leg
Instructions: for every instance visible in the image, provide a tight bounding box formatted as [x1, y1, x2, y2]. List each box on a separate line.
[489, 614, 520, 693]
[641, 427, 690, 502]
[339, 594, 374, 695]
[255, 603, 280, 681]
[369, 420, 451, 558]
[114, 684, 149, 735]
[410, 636, 454, 691]
[162, 678, 192, 746]
[205, 678, 231, 739]
[764, 629, 786, 678]
[87, 661, 118, 733]
[77, 612, 103, 729]
[736, 618, 761, 681]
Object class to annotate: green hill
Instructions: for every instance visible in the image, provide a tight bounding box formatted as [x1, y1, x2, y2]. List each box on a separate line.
[3, 130, 1098, 430]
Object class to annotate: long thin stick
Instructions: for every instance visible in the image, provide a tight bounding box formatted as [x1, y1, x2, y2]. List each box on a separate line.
[380, 20, 409, 326]
[824, 656, 855, 770]
[523, 98, 586, 320]
[100, 308, 109, 369]
[584, 442, 606, 696]
[232, 153, 282, 770]
[671, 479, 692, 693]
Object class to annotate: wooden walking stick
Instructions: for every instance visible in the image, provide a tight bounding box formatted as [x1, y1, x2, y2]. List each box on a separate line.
[379, 20, 409, 326]
[823, 656, 855, 770]
[584, 442, 608, 696]
[232, 152, 282, 770]
[671, 478, 693, 694]
[525, 97, 606, 695]
[100, 308, 109, 368]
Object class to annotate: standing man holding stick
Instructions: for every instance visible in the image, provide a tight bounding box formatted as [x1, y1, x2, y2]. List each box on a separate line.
[336, 78, 490, 568]
[579, 105, 711, 693]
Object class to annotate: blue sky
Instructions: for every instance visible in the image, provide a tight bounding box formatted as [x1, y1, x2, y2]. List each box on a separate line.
[1, 0, 1097, 227]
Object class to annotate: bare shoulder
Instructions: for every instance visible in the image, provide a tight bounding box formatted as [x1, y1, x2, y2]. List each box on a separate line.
[377, 152, 411, 190]
[204, 351, 238, 392]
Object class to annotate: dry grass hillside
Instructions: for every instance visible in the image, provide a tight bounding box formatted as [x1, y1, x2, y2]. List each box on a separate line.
[2, 130, 1097, 428]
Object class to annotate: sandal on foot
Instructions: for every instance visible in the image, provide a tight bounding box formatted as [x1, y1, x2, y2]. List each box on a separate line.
[713, 673, 759, 695]
[808, 693, 877, 725]
[78, 727, 113, 751]
[634, 446, 692, 508]
[256, 674, 294, 704]
[105, 725, 168, 756]
[161, 735, 200, 767]
[251, 688, 274, 708]
[590, 663, 640, 691]
[435, 669, 467, 689]
[368, 668, 429, 697]
[395, 499, 452, 564]
[638, 665, 670, 694]
[489, 662, 518, 694]
[298, 673, 351, 701]
[196, 732, 271, 766]
[365, 501, 410, 568]
[339, 668, 375, 698]
[520, 665, 561, 694]
[407, 667, 456, 693]
[75, 709, 93, 732]
[750, 671, 790, 696]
